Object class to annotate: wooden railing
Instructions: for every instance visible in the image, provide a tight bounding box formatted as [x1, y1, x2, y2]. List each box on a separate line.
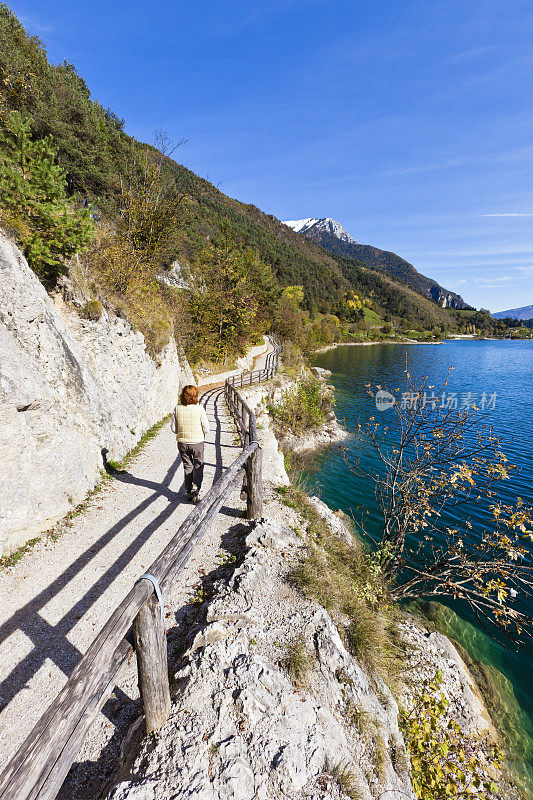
[226, 343, 280, 392]
[0, 336, 281, 800]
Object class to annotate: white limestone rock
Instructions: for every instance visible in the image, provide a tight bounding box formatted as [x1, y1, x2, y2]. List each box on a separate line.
[106, 520, 414, 800]
[0, 232, 194, 555]
[307, 496, 355, 545]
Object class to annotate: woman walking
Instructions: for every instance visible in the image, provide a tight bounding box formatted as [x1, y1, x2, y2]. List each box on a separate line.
[171, 385, 210, 502]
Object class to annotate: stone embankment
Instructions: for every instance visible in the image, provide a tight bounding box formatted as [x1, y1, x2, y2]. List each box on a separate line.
[0, 232, 195, 557]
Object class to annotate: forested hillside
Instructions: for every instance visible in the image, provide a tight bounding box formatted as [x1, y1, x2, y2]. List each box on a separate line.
[0, 4, 516, 360]
[293, 221, 469, 309]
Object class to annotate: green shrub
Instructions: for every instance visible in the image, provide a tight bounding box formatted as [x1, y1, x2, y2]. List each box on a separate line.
[268, 378, 332, 435]
[0, 112, 93, 286]
[400, 671, 503, 800]
[281, 340, 304, 372]
[186, 223, 277, 364]
[80, 299, 103, 320]
[322, 761, 361, 799]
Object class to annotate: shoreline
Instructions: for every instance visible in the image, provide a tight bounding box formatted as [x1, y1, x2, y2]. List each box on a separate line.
[262, 378, 524, 799]
[314, 338, 443, 353]
[298, 344, 532, 794]
[278, 412, 349, 455]
[314, 335, 526, 353]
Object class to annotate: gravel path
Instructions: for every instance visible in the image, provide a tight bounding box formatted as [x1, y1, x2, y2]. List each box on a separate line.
[0, 347, 273, 798]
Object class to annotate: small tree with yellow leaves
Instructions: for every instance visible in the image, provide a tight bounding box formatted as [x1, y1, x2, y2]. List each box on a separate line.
[348, 369, 533, 648]
[400, 671, 503, 800]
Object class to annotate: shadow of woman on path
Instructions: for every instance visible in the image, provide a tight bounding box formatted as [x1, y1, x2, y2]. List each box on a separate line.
[102, 447, 184, 502]
[57, 515, 251, 800]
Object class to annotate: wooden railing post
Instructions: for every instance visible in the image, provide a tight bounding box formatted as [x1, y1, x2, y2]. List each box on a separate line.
[246, 420, 263, 520]
[242, 406, 249, 447]
[133, 593, 171, 735]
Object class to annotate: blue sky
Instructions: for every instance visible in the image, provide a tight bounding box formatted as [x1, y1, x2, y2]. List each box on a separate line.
[12, 0, 533, 312]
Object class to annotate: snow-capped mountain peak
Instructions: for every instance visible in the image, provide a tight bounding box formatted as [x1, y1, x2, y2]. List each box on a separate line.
[284, 217, 320, 234]
[284, 217, 357, 244]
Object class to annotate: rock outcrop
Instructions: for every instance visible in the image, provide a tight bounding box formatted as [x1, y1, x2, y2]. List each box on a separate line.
[105, 513, 512, 800]
[0, 233, 194, 556]
[239, 378, 348, 456]
[106, 520, 415, 800]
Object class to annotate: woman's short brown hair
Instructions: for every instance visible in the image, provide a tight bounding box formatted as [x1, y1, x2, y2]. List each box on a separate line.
[180, 384, 199, 405]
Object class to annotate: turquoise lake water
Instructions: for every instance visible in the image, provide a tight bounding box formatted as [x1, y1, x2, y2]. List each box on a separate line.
[306, 339, 533, 774]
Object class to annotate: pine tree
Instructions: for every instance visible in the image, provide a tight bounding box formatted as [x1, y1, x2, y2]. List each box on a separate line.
[0, 111, 93, 285]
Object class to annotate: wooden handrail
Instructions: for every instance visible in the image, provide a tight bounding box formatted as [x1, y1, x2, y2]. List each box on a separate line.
[0, 335, 281, 800]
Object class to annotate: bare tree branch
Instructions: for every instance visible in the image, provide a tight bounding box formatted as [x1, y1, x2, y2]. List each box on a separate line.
[346, 369, 533, 649]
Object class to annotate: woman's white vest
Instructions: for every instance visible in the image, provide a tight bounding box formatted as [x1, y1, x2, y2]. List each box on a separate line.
[174, 404, 204, 444]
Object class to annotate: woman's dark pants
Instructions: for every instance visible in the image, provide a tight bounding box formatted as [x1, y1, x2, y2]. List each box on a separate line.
[178, 441, 205, 494]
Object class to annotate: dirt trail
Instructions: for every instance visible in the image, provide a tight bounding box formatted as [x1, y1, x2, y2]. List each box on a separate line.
[0, 345, 273, 797]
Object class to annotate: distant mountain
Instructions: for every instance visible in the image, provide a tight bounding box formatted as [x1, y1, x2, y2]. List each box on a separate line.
[284, 217, 470, 310]
[284, 217, 357, 243]
[492, 304, 533, 321]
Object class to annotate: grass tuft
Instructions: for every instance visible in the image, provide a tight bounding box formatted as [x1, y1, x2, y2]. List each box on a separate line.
[0, 537, 41, 569]
[281, 636, 313, 686]
[279, 484, 403, 687]
[370, 731, 387, 781]
[345, 609, 400, 680]
[323, 760, 362, 799]
[80, 299, 103, 321]
[343, 701, 373, 739]
[104, 458, 123, 473]
[268, 378, 333, 435]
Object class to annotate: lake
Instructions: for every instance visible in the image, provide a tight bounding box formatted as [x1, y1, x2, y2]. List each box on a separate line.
[306, 339, 533, 777]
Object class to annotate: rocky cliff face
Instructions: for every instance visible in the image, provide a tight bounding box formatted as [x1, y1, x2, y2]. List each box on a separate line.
[428, 285, 465, 309]
[0, 233, 194, 557]
[106, 512, 506, 800]
[107, 518, 415, 800]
